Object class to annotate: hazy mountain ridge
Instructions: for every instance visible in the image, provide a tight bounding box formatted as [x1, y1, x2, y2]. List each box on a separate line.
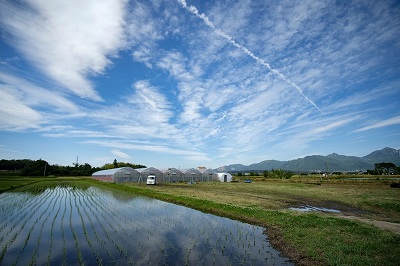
[216, 147, 400, 172]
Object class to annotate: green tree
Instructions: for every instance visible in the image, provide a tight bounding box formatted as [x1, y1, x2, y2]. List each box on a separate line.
[374, 162, 397, 175]
[101, 161, 146, 170]
[270, 169, 293, 179]
[20, 159, 49, 176]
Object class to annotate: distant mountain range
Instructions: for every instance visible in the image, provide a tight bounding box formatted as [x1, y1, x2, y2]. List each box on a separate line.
[215, 147, 400, 172]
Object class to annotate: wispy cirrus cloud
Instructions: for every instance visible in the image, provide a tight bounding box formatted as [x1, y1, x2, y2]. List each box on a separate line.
[83, 139, 209, 162]
[0, 71, 80, 131]
[0, 72, 78, 112]
[355, 116, 400, 132]
[126, 1, 163, 68]
[129, 80, 173, 125]
[111, 149, 131, 159]
[177, 0, 323, 113]
[0, 85, 42, 131]
[0, 0, 128, 101]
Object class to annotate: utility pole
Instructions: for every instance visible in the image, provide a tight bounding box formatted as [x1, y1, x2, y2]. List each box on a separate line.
[73, 156, 79, 167]
[325, 161, 330, 181]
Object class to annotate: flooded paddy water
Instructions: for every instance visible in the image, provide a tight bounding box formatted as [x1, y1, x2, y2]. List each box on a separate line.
[0, 185, 293, 265]
[289, 205, 341, 213]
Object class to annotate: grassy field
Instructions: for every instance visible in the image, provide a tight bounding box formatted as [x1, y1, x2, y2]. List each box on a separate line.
[130, 178, 400, 222]
[1, 175, 399, 265]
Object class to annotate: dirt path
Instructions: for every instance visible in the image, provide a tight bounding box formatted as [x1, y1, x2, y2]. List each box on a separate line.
[339, 215, 400, 235]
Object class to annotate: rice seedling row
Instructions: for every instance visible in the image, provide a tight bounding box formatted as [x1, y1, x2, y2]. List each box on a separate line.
[79, 189, 127, 263]
[77, 190, 119, 264]
[80, 188, 123, 262]
[0, 188, 53, 263]
[2, 188, 51, 264]
[0, 189, 45, 234]
[14, 188, 55, 265]
[75, 188, 109, 264]
[29, 188, 61, 265]
[73, 189, 103, 265]
[46, 187, 64, 266]
[68, 189, 84, 265]
[60, 187, 69, 265]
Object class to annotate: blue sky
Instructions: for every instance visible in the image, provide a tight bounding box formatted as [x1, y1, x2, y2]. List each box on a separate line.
[1, 0, 399, 169]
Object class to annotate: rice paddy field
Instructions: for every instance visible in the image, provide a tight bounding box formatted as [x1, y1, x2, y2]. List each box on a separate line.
[1, 175, 400, 265]
[0, 179, 292, 265]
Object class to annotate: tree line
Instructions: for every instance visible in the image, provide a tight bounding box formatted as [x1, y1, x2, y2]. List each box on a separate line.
[0, 159, 146, 177]
[234, 162, 400, 178]
[236, 169, 294, 179]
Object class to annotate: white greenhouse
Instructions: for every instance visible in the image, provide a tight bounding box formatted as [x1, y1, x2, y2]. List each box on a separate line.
[216, 172, 233, 182]
[92, 167, 140, 183]
[92, 166, 232, 184]
[183, 168, 202, 182]
[162, 168, 184, 182]
[136, 167, 163, 183]
[199, 168, 217, 182]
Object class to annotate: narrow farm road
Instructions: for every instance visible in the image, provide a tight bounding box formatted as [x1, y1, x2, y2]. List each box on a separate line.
[339, 215, 400, 235]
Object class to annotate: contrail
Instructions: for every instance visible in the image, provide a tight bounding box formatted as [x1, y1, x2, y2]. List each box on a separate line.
[177, 0, 323, 113]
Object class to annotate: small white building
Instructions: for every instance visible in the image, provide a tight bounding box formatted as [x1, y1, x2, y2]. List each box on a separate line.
[216, 172, 233, 182]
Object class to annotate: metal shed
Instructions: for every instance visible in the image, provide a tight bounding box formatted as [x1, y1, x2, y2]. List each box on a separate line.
[92, 167, 140, 183]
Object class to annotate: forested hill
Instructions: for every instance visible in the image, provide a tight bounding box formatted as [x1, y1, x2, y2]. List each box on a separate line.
[216, 147, 400, 172]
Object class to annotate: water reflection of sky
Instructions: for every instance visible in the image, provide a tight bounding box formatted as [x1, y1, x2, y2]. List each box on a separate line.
[0, 186, 293, 265]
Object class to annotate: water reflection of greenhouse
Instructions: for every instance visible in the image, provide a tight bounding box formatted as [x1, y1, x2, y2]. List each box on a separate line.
[92, 167, 232, 183]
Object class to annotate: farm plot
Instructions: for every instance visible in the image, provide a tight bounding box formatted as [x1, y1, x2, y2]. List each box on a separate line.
[0, 183, 293, 265]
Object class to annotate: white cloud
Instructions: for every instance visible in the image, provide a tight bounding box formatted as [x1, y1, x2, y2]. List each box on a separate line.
[0, 71, 82, 131]
[0, 0, 128, 100]
[272, 115, 359, 154]
[178, 0, 323, 112]
[42, 130, 114, 138]
[125, 1, 164, 68]
[111, 149, 131, 159]
[0, 72, 79, 113]
[131, 80, 172, 124]
[355, 116, 400, 132]
[0, 86, 42, 131]
[84, 139, 208, 162]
